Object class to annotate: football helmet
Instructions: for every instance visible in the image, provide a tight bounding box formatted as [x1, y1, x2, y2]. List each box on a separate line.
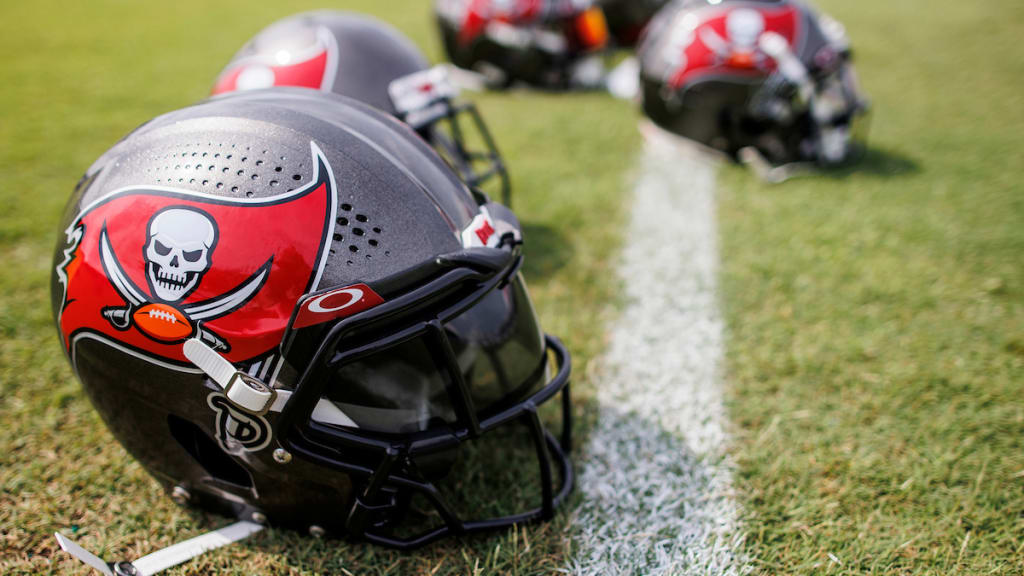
[212, 11, 510, 204]
[638, 0, 869, 169]
[600, 0, 670, 47]
[51, 89, 572, 549]
[435, 0, 611, 89]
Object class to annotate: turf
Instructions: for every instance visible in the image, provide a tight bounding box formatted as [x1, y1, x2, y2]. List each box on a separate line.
[4, 0, 1021, 574]
[0, 1, 638, 574]
[719, 0, 1024, 573]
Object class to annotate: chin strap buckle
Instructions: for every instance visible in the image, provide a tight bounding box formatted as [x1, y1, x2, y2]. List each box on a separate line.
[183, 338, 276, 415]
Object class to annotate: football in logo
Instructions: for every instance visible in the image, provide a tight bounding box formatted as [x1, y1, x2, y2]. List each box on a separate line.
[133, 303, 195, 343]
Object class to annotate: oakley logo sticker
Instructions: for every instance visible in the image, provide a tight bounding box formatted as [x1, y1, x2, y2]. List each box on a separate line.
[292, 284, 385, 330]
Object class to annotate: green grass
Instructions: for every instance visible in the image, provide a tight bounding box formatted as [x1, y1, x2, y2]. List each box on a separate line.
[0, 1, 638, 574]
[720, 0, 1024, 573]
[4, 0, 1021, 574]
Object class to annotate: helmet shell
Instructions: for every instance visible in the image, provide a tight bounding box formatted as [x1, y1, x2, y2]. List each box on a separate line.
[436, 0, 607, 88]
[50, 90, 545, 533]
[600, 0, 670, 46]
[213, 11, 514, 205]
[213, 12, 429, 115]
[638, 0, 859, 163]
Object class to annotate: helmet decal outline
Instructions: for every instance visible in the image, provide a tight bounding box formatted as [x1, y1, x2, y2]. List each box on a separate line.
[212, 27, 340, 95]
[664, 4, 803, 89]
[57, 141, 339, 367]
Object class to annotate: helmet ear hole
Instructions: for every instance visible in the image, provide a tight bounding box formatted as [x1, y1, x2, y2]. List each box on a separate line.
[168, 414, 253, 489]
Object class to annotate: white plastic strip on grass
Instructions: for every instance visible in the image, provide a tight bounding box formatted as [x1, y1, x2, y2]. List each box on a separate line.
[568, 124, 749, 576]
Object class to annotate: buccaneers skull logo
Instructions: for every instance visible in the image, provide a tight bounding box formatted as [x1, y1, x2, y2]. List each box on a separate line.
[95, 203, 269, 352]
[56, 142, 338, 366]
[666, 5, 801, 89]
[145, 207, 217, 302]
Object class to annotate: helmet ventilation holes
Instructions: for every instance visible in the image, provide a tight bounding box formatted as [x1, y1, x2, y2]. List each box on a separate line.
[144, 142, 311, 198]
[333, 207, 382, 259]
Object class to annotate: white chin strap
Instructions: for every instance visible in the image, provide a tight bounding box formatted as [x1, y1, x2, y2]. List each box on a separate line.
[183, 338, 275, 414]
[184, 338, 359, 428]
[55, 521, 264, 575]
[53, 344, 362, 575]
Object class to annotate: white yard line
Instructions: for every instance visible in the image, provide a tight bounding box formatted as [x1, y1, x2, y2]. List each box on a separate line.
[568, 125, 749, 576]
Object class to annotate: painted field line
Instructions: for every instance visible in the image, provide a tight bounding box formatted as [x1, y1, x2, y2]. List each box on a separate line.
[567, 124, 749, 576]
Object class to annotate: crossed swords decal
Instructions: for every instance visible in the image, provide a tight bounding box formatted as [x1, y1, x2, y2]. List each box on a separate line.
[98, 225, 270, 353]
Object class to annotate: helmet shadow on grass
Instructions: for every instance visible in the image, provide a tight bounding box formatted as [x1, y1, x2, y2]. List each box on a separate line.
[822, 146, 921, 180]
[521, 222, 574, 282]
[227, 399, 577, 572]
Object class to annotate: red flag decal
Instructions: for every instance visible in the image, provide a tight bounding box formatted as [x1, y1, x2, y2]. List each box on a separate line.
[55, 142, 339, 366]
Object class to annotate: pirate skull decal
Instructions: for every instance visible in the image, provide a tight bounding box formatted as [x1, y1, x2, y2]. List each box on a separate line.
[145, 207, 218, 302]
[695, 7, 769, 70]
[56, 140, 335, 362]
[726, 9, 766, 51]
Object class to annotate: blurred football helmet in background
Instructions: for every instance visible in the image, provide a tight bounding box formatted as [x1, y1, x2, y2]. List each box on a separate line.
[213, 11, 510, 203]
[435, 0, 611, 89]
[52, 89, 572, 549]
[599, 0, 670, 47]
[638, 0, 869, 175]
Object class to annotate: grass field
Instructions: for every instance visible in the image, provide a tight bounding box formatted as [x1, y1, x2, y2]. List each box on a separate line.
[1, 0, 1021, 574]
[720, 0, 1024, 573]
[0, 1, 637, 574]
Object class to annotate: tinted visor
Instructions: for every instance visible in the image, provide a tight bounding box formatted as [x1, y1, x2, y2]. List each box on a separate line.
[320, 275, 546, 434]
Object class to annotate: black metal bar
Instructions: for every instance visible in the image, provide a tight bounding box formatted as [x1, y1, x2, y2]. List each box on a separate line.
[276, 265, 490, 443]
[524, 402, 555, 519]
[426, 320, 482, 436]
[460, 102, 511, 207]
[272, 250, 574, 549]
[346, 446, 401, 537]
[561, 383, 573, 453]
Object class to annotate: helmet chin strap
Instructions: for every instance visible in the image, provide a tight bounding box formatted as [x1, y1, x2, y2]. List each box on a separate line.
[55, 521, 264, 576]
[183, 338, 277, 415]
[184, 337, 361, 427]
[52, 340, 272, 575]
